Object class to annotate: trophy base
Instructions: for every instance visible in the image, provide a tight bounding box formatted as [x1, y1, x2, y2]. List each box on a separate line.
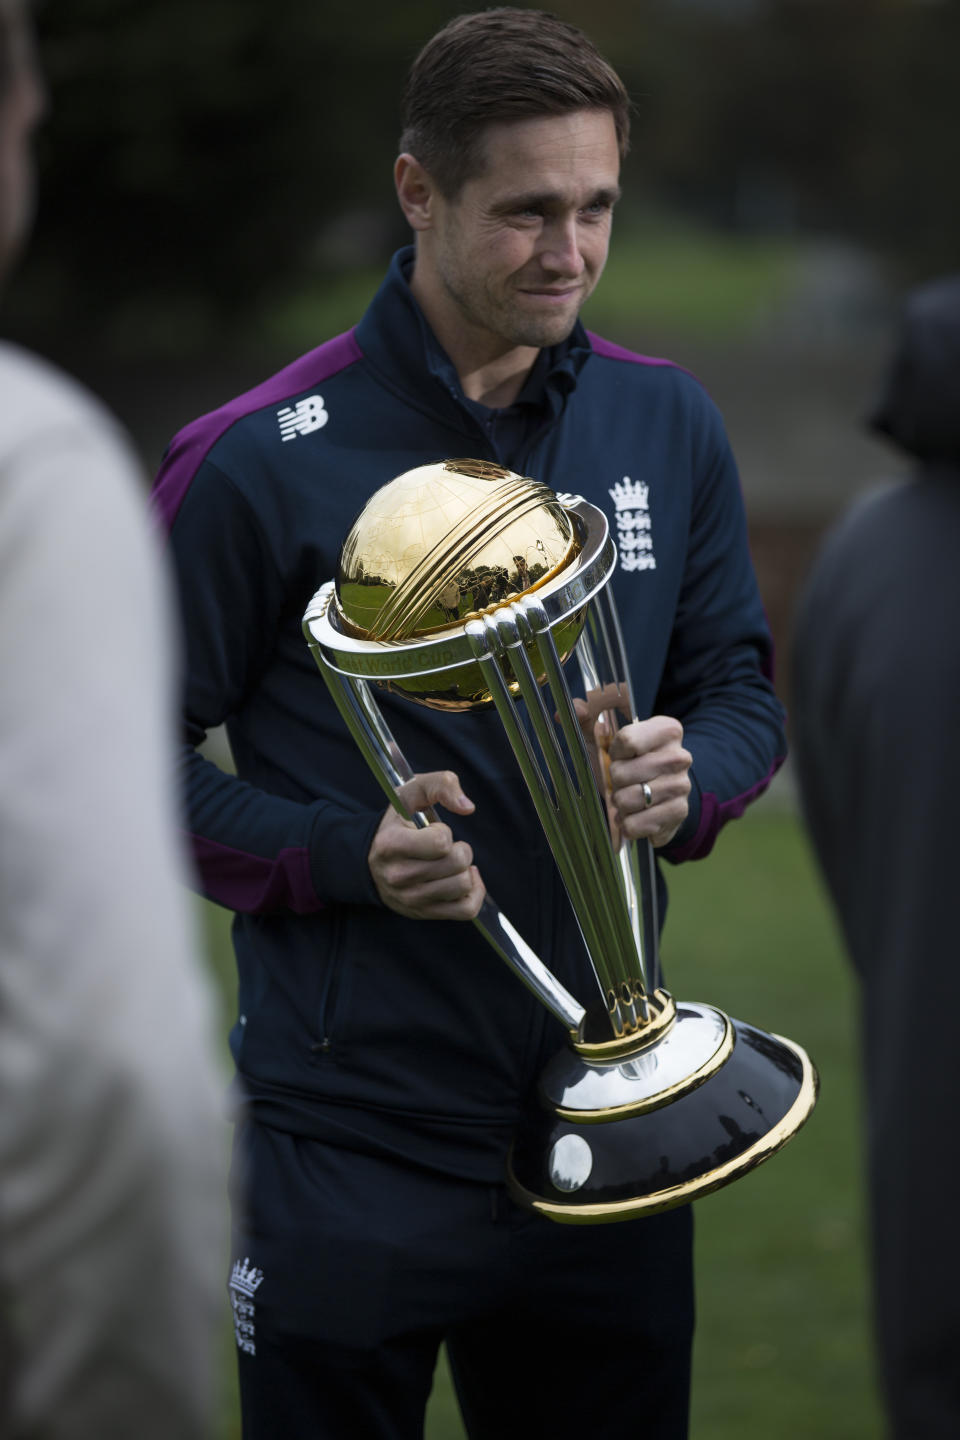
[506, 1012, 818, 1224]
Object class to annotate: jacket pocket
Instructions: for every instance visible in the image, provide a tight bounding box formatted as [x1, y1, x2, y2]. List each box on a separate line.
[313, 905, 347, 1057]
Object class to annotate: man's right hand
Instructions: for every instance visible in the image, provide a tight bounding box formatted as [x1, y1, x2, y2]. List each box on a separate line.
[368, 771, 485, 921]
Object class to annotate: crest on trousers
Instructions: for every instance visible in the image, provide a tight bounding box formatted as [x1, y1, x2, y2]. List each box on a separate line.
[229, 1256, 264, 1357]
[609, 477, 656, 572]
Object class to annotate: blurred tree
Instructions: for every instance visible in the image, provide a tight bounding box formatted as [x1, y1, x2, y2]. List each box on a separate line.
[11, 0, 442, 352]
[6, 0, 958, 360]
[621, 0, 960, 273]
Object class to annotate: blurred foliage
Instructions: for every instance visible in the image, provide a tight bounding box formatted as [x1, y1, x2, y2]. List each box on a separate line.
[627, 0, 960, 274]
[7, 0, 958, 358]
[581, 214, 801, 340]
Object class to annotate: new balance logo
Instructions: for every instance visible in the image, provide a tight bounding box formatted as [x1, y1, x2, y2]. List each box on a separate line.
[277, 394, 328, 441]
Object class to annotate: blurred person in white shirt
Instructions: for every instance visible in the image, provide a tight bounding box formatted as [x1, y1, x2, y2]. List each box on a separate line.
[0, 3, 226, 1435]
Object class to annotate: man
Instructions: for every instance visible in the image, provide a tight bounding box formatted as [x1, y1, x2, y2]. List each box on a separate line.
[0, 4, 225, 1436]
[793, 276, 960, 1439]
[153, 11, 785, 1438]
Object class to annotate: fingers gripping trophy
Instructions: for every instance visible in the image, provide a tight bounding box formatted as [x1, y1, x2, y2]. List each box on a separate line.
[303, 458, 817, 1223]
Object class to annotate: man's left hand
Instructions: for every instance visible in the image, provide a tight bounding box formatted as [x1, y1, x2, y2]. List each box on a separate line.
[605, 715, 692, 849]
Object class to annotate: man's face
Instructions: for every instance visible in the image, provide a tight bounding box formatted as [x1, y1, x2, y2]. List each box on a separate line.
[0, 3, 43, 282]
[426, 109, 621, 356]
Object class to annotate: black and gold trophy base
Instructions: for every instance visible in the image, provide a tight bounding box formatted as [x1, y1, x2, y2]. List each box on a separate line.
[508, 1008, 818, 1224]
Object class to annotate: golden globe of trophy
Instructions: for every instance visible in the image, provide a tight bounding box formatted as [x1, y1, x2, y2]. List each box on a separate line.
[303, 459, 817, 1222]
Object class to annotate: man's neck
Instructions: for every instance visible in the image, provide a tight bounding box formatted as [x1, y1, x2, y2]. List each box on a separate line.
[409, 267, 539, 408]
[458, 350, 540, 408]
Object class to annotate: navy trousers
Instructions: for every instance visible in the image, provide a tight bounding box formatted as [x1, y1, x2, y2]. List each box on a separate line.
[229, 1122, 694, 1440]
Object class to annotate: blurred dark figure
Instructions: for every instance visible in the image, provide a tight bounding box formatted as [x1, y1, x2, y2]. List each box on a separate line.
[793, 275, 960, 1440]
[0, 3, 225, 1436]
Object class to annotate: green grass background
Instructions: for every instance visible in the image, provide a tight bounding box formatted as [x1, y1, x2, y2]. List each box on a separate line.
[201, 800, 883, 1438]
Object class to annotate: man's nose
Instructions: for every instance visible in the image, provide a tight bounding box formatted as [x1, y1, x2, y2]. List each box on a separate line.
[539, 215, 586, 276]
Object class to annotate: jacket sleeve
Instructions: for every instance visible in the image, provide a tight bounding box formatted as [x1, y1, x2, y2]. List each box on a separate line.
[160, 453, 383, 914]
[657, 401, 786, 863]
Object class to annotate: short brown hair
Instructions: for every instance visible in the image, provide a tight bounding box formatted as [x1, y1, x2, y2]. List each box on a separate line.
[399, 8, 631, 198]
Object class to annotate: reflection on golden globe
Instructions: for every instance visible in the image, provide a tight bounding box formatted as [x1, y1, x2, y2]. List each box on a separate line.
[336, 459, 586, 711]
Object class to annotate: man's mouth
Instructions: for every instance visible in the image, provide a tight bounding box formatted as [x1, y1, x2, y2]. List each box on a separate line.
[518, 286, 581, 302]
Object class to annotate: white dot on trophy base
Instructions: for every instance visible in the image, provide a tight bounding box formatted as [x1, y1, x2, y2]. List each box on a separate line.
[549, 1134, 593, 1193]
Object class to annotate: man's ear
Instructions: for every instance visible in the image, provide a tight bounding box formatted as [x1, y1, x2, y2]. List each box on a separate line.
[394, 153, 438, 232]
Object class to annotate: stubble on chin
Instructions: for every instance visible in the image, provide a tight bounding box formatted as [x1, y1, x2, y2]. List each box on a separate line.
[504, 281, 592, 350]
[503, 309, 582, 350]
[438, 259, 584, 354]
